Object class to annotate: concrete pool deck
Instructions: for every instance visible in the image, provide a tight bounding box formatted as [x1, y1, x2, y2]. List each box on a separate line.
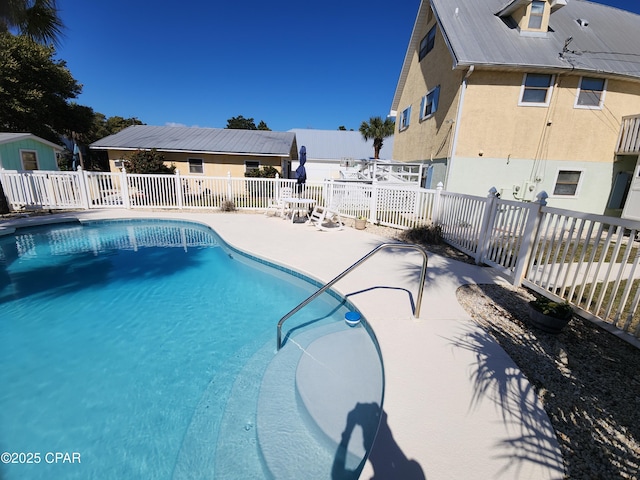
[1, 210, 565, 479]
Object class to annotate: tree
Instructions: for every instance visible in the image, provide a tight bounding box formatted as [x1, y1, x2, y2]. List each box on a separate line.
[55, 111, 144, 171]
[226, 115, 270, 131]
[123, 149, 175, 174]
[359, 116, 396, 159]
[0, 0, 65, 213]
[0, 33, 82, 143]
[226, 115, 257, 130]
[0, 0, 64, 45]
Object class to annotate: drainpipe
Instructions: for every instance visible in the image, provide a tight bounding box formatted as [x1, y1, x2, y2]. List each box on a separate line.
[446, 65, 474, 188]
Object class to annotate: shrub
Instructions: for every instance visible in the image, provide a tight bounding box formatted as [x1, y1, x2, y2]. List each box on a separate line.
[220, 200, 236, 212]
[124, 149, 175, 174]
[244, 166, 279, 178]
[399, 223, 443, 245]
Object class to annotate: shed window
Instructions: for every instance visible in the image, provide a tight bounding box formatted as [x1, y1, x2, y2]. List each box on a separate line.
[553, 170, 581, 196]
[519, 73, 554, 106]
[419, 25, 436, 61]
[188, 158, 204, 174]
[575, 77, 606, 108]
[21, 150, 38, 170]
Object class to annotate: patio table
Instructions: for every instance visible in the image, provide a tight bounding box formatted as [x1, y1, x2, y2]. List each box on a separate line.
[281, 197, 316, 224]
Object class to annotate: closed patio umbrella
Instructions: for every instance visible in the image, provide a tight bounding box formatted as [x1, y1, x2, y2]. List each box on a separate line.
[296, 146, 307, 186]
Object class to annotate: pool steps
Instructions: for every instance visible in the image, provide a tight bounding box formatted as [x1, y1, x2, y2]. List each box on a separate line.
[257, 321, 383, 479]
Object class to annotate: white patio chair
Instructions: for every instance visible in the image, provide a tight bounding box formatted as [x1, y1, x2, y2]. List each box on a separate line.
[307, 197, 344, 231]
[265, 186, 294, 217]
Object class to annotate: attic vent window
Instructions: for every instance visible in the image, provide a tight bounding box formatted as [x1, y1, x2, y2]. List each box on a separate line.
[576, 18, 589, 27]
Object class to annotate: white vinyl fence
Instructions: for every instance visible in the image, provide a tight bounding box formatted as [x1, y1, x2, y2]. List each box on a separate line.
[2, 168, 639, 342]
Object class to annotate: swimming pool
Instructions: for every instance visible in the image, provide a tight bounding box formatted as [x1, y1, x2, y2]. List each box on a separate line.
[0, 219, 383, 479]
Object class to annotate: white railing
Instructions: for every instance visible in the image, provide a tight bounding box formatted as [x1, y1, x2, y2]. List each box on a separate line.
[2, 168, 640, 342]
[524, 207, 640, 337]
[616, 114, 640, 154]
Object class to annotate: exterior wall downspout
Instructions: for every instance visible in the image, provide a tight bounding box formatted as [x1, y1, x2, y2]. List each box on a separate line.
[446, 65, 474, 187]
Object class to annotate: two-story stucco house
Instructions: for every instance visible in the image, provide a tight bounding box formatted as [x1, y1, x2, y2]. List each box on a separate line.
[390, 0, 640, 216]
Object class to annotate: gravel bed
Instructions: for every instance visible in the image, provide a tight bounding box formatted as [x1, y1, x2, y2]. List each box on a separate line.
[456, 284, 640, 479]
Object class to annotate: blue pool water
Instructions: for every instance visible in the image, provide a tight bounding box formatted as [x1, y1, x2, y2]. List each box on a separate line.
[0, 219, 381, 479]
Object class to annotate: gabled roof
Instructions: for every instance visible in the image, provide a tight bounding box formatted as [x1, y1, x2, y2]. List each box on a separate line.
[392, 0, 640, 111]
[0, 132, 64, 150]
[288, 129, 394, 161]
[90, 125, 296, 157]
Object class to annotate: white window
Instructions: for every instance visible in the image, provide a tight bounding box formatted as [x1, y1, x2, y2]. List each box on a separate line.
[245, 161, 260, 173]
[188, 158, 204, 174]
[21, 150, 38, 170]
[553, 170, 582, 196]
[419, 25, 436, 61]
[399, 106, 411, 131]
[528, 0, 545, 29]
[519, 73, 554, 107]
[420, 86, 440, 120]
[575, 77, 606, 109]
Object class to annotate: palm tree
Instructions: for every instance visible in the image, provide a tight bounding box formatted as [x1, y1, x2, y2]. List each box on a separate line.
[359, 116, 396, 159]
[0, 0, 64, 45]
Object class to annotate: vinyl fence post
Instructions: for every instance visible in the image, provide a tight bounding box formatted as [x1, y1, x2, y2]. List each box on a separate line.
[0, 168, 11, 213]
[76, 166, 90, 210]
[476, 187, 500, 265]
[512, 191, 548, 287]
[432, 182, 444, 224]
[121, 166, 131, 209]
[226, 172, 232, 202]
[174, 170, 183, 209]
[369, 178, 379, 222]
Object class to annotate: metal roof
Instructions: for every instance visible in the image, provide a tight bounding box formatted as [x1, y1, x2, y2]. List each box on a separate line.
[288, 129, 394, 161]
[90, 125, 296, 157]
[0, 132, 63, 150]
[392, 0, 640, 111]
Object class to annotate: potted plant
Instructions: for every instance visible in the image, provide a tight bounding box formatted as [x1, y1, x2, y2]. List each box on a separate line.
[354, 215, 367, 230]
[527, 296, 573, 333]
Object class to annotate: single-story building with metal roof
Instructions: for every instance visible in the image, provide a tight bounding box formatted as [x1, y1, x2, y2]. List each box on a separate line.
[288, 129, 394, 181]
[90, 125, 298, 178]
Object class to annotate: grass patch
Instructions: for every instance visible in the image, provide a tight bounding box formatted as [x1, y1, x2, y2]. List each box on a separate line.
[535, 238, 638, 264]
[569, 278, 639, 333]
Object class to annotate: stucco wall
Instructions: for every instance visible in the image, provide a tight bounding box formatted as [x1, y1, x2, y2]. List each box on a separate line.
[456, 71, 640, 162]
[446, 155, 620, 214]
[392, 9, 464, 163]
[0, 138, 59, 170]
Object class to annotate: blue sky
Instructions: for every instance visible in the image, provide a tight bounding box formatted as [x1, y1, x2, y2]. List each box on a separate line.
[54, 0, 640, 132]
